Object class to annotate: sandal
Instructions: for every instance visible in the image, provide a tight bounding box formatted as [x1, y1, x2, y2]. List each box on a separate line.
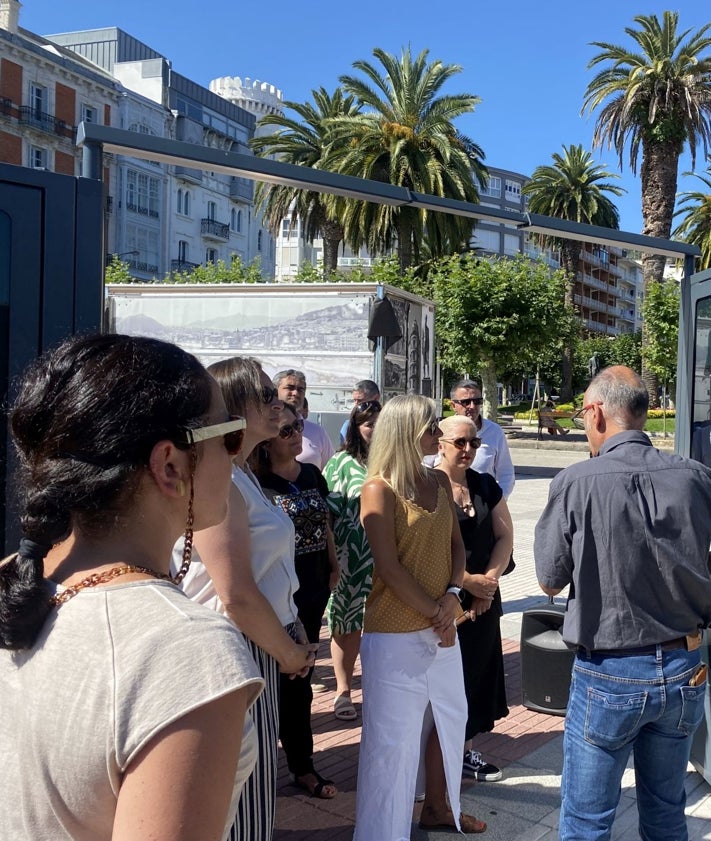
[333, 693, 358, 721]
[293, 771, 337, 799]
[418, 811, 486, 834]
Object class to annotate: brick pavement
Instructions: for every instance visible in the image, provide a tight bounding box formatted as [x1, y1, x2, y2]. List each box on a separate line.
[273, 626, 565, 840]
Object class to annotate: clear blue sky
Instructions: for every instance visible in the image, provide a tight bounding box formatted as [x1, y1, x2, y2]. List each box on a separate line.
[20, 0, 711, 235]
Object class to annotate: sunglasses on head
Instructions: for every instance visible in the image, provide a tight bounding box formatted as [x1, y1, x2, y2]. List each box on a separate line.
[178, 416, 246, 455]
[453, 397, 483, 407]
[355, 400, 381, 413]
[441, 436, 481, 451]
[261, 385, 280, 404]
[278, 417, 305, 439]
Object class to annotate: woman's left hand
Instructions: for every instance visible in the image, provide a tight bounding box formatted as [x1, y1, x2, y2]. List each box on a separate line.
[432, 592, 459, 633]
[437, 623, 457, 648]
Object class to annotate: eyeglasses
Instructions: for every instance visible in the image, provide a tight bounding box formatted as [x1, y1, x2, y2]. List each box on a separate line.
[278, 417, 305, 439]
[261, 385, 280, 404]
[178, 416, 246, 455]
[581, 401, 603, 415]
[452, 397, 483, 407]
[441, 436, 481, 450]
[355, 400, 381, 413]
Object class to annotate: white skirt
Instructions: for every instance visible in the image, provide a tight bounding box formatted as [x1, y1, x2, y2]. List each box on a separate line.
[354, 627, 467, 841]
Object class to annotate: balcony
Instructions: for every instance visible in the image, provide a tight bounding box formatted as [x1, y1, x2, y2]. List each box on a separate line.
[201, 218, 229, 241]
[230, 177, 253, 201]
[105, 195, 113, 214]
[337, 256, 379, 268]
[18, 106, 73, 138]
[171, 259, 200, 273]
[175, 165, 203, 185]
[0, 97, 12, 116]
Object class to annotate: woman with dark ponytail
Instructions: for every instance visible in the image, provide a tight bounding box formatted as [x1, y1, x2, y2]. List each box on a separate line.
[0, 333, 264, 841]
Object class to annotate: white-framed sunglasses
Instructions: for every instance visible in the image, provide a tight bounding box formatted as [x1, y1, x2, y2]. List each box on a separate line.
[177, 416, 246, 455]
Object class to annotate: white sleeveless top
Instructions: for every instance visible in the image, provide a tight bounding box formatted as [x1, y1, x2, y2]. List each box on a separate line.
[174, 464, 299, 627]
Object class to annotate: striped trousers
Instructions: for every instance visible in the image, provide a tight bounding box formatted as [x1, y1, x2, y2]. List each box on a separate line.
[229, 637, 280, 841]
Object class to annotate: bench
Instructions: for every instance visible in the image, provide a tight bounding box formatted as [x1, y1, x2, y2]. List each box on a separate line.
[537, 409, 579, 439]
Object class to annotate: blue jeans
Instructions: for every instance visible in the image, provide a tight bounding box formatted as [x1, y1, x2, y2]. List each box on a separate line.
[560, 646, 706, 841]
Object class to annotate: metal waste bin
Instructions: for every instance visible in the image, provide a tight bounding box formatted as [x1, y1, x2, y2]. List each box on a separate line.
[690, 630, 711, 785]
[520, 601, 575, 716]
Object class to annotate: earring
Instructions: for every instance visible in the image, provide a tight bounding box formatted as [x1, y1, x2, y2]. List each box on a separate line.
[177, 480, 186, 497]
[172, 447, 197, 585]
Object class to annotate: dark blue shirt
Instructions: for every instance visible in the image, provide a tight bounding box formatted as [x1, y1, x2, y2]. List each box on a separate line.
[534, 430, 711, 650]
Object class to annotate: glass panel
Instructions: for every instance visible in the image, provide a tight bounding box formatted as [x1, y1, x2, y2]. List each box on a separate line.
[690, 295, 711, 465]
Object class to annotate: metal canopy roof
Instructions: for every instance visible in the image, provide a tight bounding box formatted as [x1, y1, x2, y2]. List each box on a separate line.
[77, 122, 699, 262]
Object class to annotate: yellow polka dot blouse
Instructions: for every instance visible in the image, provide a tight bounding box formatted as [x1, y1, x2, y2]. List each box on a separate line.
[364, 485, 453, 633]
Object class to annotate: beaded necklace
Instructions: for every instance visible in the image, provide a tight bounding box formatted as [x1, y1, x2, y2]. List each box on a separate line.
[49, 564, 173, 606]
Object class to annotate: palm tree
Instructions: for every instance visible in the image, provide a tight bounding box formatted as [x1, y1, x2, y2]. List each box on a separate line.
[674, 170, 711, 271]
[333, 46, 486, 271]
[582, 11, 711, 402]
[522, 144, 623, 400]
[250, 87, 361, 276]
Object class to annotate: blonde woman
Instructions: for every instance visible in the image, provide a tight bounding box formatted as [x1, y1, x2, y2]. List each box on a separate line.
[354, 395, 486, 839]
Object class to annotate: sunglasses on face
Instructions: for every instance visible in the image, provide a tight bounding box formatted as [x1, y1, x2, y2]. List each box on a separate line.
[355, 400, 381, 413]
[441, 436, 481, 451]
[278, 417, 305, 439]
[178, 416, 246, 455]
[452, 397, 483, 407]
[261, 385, 280, 404]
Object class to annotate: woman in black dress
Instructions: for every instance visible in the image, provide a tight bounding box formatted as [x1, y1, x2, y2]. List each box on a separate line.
[254, 405, 340, 799]
[435, 414, 514, 782]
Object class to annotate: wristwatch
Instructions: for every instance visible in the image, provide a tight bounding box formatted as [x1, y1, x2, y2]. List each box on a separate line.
[445, 585, 465, 603]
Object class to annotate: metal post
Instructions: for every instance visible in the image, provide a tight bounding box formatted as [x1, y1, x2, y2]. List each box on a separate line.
[675, 253, 697, 456]
[81, 140, 102, 181]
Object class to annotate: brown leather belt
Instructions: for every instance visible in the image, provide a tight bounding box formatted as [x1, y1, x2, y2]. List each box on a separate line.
[582, 637, 687, 657]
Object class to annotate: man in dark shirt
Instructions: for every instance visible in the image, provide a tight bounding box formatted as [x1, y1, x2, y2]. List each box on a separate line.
[534, 365, 711, 841]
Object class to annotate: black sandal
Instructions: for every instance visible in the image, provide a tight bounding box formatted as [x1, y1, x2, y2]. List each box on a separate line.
[293, 771, 337, 799]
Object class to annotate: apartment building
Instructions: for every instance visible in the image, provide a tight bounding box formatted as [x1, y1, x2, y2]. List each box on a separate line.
[0, 2, 274, 280]
[475, 165, 643, 336]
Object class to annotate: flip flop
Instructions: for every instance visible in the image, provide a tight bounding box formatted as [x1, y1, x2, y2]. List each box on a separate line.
[293, 771, 337, 799]
[333, 693, 358, 721]
[418, 812, 487, 834]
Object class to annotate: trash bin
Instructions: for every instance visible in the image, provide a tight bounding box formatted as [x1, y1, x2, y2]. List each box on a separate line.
[520, 601, 575, 716]
[690, 630, 711, 785]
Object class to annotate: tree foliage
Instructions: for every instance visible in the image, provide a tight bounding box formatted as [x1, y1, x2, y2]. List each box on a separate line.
[429, 255, 575, 415]
[251, 87, 362, 276]
[169, 257, 265, 284]
[673, 170, 711, 271]
[104, 255, 134, 284]
[641, 278, 679, 388]
[334, 46, 486, 270]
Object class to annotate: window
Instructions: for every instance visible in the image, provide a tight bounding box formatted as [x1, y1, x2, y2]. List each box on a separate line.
[125, 224, 160, 274]
[206, 248, 218, 264]
[30, 83, 46, 118]
[207, 201, 217, 221]
[184, 191, 191, 216]
[505, 179, 522, 202]
[479, 176, 501, 199]
[178, 240, 188, 261]
[81, 104, 97, 124]
[30, 146, 47, 169]
[126, 170, 160, 218]
[257, 230, 263, 252]
[236, 209, 242, 232]
[177, 189, 183, 215]
[473, 228, 500, 253]
[504, 233, 521, 256]
[231, 208, 236, 231]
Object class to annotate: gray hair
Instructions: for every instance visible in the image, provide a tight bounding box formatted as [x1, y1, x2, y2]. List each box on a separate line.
[588, 366, 648, 428]
[272, 369, 306, 387]
[450, 379, 481, 399]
